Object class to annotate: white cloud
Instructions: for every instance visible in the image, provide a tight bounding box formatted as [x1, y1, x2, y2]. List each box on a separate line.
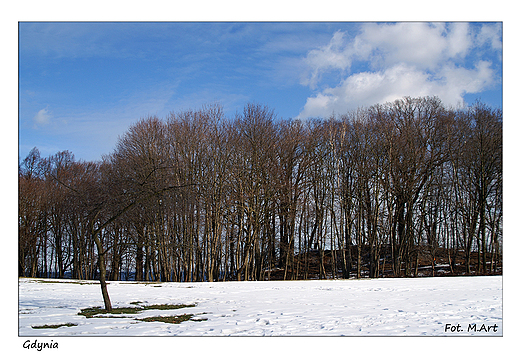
[298, 23, 501, 118]
[299, 61, 496, 119]
[301, 31, 355, 88]
[33, 108, 51, 126]
[359, 23, 448, 71]
[476, 23, 503, 51]
[446, 22, 472, 59]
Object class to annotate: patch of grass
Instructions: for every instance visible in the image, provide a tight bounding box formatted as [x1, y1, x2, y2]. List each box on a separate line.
[78, 303, 196, 318]
[19, 309, 35, 314]
[142, 303, 196, 311]
[32, 323, 78, 329]
[78, 306, 141, 318]
[137, 314, 194, 324]
[94, 315, 137, 319]
[78, 306, 103, 318]
[190, 317, 208, 322]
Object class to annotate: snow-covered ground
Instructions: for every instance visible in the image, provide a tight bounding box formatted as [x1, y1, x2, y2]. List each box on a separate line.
[19, 276, 502, 336]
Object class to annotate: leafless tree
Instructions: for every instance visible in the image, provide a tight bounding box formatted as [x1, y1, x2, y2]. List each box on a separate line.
[19, 97, 502, 294]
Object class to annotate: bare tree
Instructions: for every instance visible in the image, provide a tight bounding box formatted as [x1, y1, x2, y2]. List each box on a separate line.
[19, 97, 502, 290]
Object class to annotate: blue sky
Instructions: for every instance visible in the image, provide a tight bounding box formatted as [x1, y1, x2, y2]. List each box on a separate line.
[19, 22, 502, 162]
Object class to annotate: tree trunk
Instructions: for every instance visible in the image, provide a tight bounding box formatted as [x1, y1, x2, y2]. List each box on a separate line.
[92, 230, 112, 312]
[98, 252, 112, 312]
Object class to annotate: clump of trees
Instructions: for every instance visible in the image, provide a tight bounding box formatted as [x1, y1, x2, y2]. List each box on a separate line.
[19, 97, 502, 284]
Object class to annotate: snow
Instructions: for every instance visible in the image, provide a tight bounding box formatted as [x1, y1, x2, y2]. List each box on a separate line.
[18, 276, 502, 337]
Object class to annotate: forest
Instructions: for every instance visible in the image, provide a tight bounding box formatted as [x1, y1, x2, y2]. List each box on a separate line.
[19, 96, 502, 283]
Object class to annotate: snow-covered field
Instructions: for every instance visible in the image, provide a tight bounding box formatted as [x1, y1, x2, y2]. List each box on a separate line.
[19, 276, 502, 337]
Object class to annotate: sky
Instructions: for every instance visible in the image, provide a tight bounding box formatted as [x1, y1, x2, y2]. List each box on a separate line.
[18, 21, 503, 162]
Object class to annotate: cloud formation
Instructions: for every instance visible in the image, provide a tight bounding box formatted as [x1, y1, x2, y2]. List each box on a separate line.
[298, 23, 502, 118]
[33, 108, 51, 126]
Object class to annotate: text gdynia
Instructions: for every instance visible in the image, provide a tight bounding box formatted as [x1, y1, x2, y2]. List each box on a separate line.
[22, 339, 58, 351]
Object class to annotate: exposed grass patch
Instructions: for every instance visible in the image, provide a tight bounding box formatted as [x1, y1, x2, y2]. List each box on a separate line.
[78, 306, 141, 318]
[94, 315, 137, 319]
[32, 323, 78, 329]
[78, 303, 196, 318]
[142, 303, 196, 311]
[137, 314, 194, 324]
[19, 309, 35, 314]
[190, 317, 209, 321]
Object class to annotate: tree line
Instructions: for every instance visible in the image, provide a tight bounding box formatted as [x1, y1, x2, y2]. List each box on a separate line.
[19, 97, 502, 283]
